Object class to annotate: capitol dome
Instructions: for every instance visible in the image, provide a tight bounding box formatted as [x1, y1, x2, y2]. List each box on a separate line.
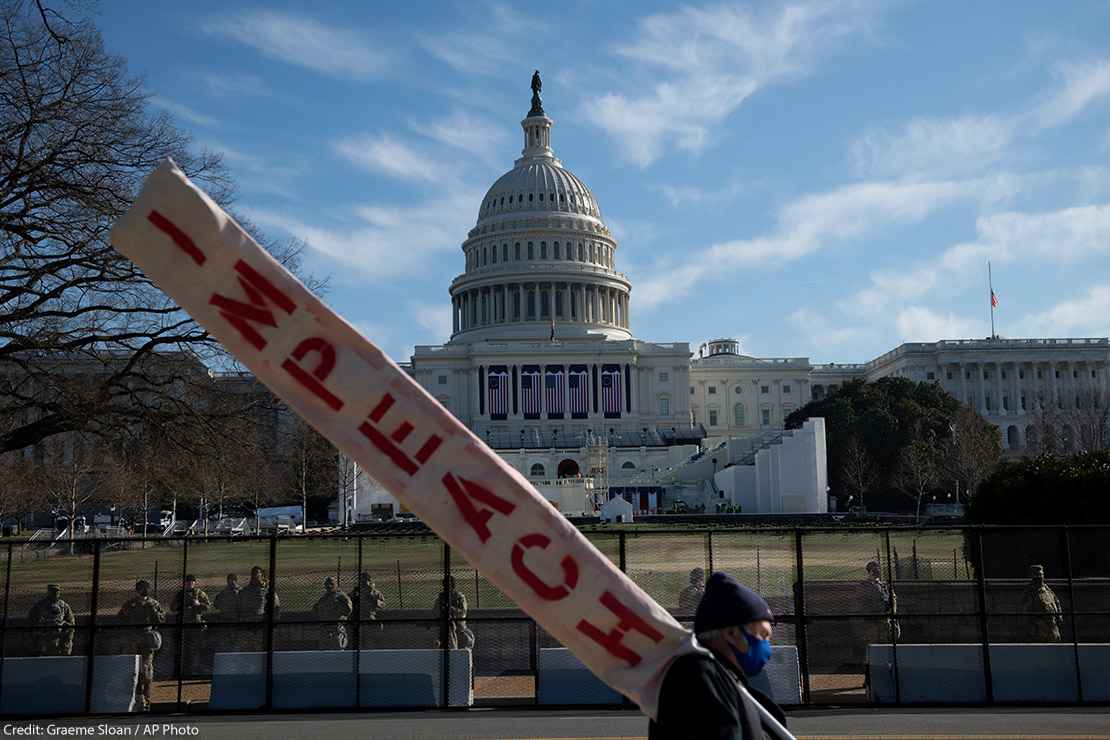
[448, 73, 631, 344]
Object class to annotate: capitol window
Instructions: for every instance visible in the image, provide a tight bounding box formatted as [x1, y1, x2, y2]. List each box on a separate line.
[690, 387, 694, 394]
[734, 386, 742, 394]
[761, 409, 771, 426]
[578, 243, 584, 260]
[529, 193, 533, 202]
[783, 385, 791, 394]
[554, 242, 561, 259]
[659, 372, 669, 382]
[502, 244, 508, 261]
[708, 386, 716, 394]
[530, 463, 545, 477]
[734, 404, 746, 426]
[515, 243, 521, 260]
[539, 192, 544, 201]
[540, 242, 547, 258]
[491, 247, 496, 263]
[659, 397, 669, 416]
[761, 385, 769, 394]
[709, 410, 718, 426]
[528, 242, 534, 259]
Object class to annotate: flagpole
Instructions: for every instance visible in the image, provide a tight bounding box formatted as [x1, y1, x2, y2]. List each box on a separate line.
[988, 260, 995, 339]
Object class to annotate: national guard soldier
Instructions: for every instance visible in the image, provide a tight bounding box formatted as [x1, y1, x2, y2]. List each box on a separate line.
[1020, 564, 1064, 642]
[351, 572, 386, 622]
[28, 584, 75, 656]
[213, 573, 240, 622]
[172, 574, 211, 625]
[237, 566, 279, 622]
[678, 567, 705, 614]
[311, 577, 353, 649]
[171, 574, 211, 675]
[865, 560, 901, 640]
[118, 579, 166, 711]
[432, 576, 474, 650]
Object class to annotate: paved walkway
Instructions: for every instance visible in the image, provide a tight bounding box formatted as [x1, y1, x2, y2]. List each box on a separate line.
[8, 707, 1110, 739]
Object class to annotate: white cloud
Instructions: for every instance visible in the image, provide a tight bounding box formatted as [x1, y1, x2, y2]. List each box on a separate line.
[200, 71, 274, 98]
[1032, 59, 1110, 130]
[148, 96, 219, 128]
[789, 308, 876, 350]
[332, 134, 445, 183]
[203, 11, 387, 78]
[419, 4, 549, 77]
[411, 303, 454, 342]
[1015, 283, 1110, 337]
[202, 142, 304, 199]
[657, 180, 764, 208]
[635, 176, 1002, 310]
[583, 1, 880, 166]
[895, 306, 983, 342]
[243, 188, 481, 280]
[412, 112, 506, 164]
[849, 115, 1015, 179]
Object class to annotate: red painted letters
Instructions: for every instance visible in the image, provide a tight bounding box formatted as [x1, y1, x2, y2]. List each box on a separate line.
[576, 591, 664, 667]
[511, 533, 579, 601]
[357, 393, 443, 476]
[148, 210, 206, 265]
[442, 473, 516, 542]
[209, 260, 297, 350]
[281, 337, 344, 411]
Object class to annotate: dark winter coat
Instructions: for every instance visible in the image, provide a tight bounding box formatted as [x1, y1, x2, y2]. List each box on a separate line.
[648, 649, 785, 740]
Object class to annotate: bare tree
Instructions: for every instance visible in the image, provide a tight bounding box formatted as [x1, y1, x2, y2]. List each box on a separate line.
[277, 414, 337, 531]
[943, 407, 1002, 502]
[32, 431, 103, 551]
[1, 1, 309, 456]
[1067, 388, 1110, 454]
[839, 435, 877, 510]
[897, 440, 941, 521]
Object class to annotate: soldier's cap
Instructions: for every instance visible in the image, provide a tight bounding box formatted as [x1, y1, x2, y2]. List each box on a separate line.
[324, 576, 335, 585]
[185, 574, 197, 582]
[866, 560, 881, 573]
[47, 584, 61, 592]
[135, 579, 151, 592]
[694, 572, 773, 634]
[689, 567, 704, 582]
[1030, 564, 1045, 577]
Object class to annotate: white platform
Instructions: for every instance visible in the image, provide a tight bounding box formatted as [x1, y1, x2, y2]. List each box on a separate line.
[868, 643, 1110, 703]
[0, 655, 138, 714]
[208, 649, 472, 709]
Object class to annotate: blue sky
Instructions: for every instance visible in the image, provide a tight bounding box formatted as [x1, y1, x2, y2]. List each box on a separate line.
[97, 1, 1110, 363]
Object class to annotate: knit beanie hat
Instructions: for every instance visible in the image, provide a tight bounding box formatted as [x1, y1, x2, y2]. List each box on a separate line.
[694, 572, 773, 633]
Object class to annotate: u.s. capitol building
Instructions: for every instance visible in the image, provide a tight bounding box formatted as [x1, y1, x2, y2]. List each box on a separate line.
[341, 76, 1110, 523]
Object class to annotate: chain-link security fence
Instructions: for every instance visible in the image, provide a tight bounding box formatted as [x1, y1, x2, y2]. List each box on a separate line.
[0, 525, 1107, 715]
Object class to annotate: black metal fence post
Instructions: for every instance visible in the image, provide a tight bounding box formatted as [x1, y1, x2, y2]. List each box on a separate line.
[793, 529, 810, 705]
[1062, 526, 1083, 702]
[618, 531, 627, 573]
[0, 543, 12, 707]
[530, 619, 539, 705]
[884, 531, 901, 704]
[264, 535, 277, 711]
[706, 531, 714, 575]
[175, 537, 189, 710]
[354, 535, 363, 709]
[973, 528, 994, 704]
[441, 541, 451, 708]
[85, 540, 101, 714]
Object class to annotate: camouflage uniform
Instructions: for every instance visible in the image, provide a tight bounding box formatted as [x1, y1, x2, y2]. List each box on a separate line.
[1020, 565, 1063, 642]
[171, 582, 211, 674]
[433, 588, 473, 650]
[236, 576, 278, 652]
[28, 586, 75, 656]
[213, 584, 240, 622]
[118, 588, 166, 711]
[351, 577, 386, 620]
[678, 568, 705, 614]
[311, 583, 353, 649]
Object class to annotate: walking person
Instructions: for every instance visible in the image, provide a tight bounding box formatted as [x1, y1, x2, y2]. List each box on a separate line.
[311, 577, 353, 649]
[650, 572, 787, 739]
[118, 580, 166, 711]
[432, 576, 474, 650]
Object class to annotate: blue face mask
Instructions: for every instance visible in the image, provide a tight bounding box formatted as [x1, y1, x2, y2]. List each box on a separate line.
[731, 628, 772, 676]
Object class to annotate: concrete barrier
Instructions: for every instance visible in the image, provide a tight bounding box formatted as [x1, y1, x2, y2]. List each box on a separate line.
[747, 645, 802, 705]
[209, 649, 472, 710]
[1, 655, 138, 714]
[537, 646, 801, 706]
[537, 648, 622, 705]
[868, 643, 1110, 703]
